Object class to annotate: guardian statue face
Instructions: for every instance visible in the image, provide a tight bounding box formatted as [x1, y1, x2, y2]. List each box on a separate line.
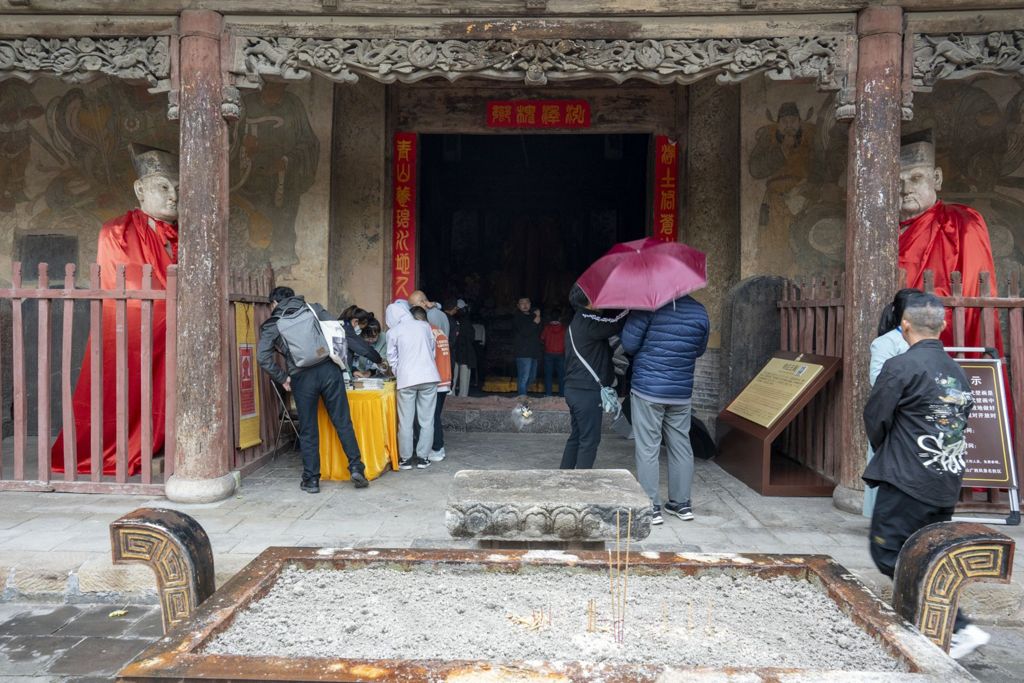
[898, 164, 942, 222]
[134, 174, 179, 222]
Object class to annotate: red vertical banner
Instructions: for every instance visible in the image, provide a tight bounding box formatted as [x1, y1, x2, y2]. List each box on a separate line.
[392, 132, 417, 301]
[653, 135, 679, 243]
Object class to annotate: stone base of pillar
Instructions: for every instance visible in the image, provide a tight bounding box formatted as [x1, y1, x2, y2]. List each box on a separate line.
[833, 484, 865, 516]
[165, 471, 237, 504]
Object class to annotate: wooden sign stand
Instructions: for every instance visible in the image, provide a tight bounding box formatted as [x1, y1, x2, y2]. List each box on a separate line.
[717, 351, 842, 497]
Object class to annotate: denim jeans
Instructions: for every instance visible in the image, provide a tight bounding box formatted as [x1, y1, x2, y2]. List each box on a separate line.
[515, 357, 538, 396]
[543, 353, 565, 396]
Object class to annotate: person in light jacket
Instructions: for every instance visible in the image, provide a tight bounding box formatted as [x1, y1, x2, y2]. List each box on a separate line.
[386, 300, 440, 469]
[862, 288, 919, 518]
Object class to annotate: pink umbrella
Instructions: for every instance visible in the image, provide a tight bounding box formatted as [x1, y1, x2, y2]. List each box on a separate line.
[576, 237, 707, 311]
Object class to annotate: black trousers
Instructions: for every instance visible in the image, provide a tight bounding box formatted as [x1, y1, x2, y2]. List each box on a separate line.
[290, 361, 365, 482]
[560, 385, 603, 469]
[870, 482, 968, 631]
[413, 390, 446, 452]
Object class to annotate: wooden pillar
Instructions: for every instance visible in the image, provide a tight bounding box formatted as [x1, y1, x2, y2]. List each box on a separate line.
[834, 6, 903, 513]
[165, 9, 236, 503]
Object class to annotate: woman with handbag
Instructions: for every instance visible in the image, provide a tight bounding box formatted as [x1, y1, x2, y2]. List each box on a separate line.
[560, 284, 627, 469]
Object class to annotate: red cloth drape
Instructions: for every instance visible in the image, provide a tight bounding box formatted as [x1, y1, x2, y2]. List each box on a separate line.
[898, 201, 1004, 355]
[52, 209, 178, 475]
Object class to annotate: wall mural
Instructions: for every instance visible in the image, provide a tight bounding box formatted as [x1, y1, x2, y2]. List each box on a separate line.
[742, 74, 1024, 285]
[0, 77, 323, 286]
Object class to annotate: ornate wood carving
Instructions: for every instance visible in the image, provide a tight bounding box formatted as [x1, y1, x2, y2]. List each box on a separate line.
[913, 31, 1024, 91]
[110, 508, 216, 634]
[234, 36, 855, 116]
[0, 36, 171, 91]
[892, 521, 1015, 653]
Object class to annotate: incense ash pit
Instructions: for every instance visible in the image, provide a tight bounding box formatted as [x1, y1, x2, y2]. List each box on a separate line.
[203, 564, 900, 671]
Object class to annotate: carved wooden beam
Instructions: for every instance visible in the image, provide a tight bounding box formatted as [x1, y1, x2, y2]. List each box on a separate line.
[0, 35, 172, 92]
[912, 31, 1024, 92]
[232, 35, 856, 117]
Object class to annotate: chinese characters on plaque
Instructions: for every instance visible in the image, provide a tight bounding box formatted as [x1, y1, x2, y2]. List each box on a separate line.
[959, 361, 1015, 487]
[392, 132, 417, 301]
[653, 135, 679, 243]
[726, 357, 825, 429]
[486, 100, 591, 129]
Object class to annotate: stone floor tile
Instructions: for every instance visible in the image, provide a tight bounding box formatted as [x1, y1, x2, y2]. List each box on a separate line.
[54, 605, 153, 638]
[46, 637, 151, 676]
[121, 609, 164, 639]
[0, 606, 83, 636]
[0, 635, 81, 675]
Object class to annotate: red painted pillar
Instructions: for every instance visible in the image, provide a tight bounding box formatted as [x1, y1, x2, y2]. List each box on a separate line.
[165, 9, 236, 503]
[835, 6, 904, 513]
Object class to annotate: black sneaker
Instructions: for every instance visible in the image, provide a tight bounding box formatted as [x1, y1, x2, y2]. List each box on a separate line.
[300, 479, 320, 494]
[415, 458, 432, 469]
[651, 505, 664, 526]
[351, 472, 369, 489]
[399, 459, 413, 471]
[665, 500, 693, 521]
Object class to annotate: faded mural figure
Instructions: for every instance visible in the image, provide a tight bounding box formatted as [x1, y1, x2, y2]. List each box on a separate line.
[0, 81, 44, 213]
[749, 101, 816, 269]
[231, 82, 319, 270]
[29, 82, 176, 243]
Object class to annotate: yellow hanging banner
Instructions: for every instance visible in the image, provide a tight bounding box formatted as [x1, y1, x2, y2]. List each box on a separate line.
[235, 302, 262, 449]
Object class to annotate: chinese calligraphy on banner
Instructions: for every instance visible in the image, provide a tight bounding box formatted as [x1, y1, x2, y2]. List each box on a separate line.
[487, 100, 591, 129]
[392, 132, 417, 301]
[654, 136, 679, 243]
[234, 302, 262, 450]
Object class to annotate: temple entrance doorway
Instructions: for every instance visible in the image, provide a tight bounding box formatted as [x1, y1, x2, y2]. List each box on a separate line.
[417, 133, 649, 394]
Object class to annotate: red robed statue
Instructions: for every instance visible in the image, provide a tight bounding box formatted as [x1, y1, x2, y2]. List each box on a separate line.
[52, 144, 179, 476]
[897, 131, 1003, 355]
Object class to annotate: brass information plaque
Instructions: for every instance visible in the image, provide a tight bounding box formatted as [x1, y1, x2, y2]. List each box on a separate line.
[726, 357, 824, 429]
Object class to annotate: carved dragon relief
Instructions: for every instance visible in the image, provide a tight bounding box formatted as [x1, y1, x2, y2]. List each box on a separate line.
[0, 36, 171, 92]
[234, 35, 857, 119]
[913, 31, 1024, 91]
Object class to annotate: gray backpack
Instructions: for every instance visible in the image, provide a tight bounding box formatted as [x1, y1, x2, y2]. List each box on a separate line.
[276, 303, 331, 368]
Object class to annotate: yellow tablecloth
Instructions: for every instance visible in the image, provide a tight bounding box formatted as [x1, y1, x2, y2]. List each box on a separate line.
[317, 384, 398, 481]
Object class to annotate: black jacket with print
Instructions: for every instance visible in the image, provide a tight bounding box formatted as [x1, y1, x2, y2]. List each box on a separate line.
[862, 338, 974, 508]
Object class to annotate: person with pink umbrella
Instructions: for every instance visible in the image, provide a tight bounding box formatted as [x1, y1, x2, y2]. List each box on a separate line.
[579, 238, 710, 524]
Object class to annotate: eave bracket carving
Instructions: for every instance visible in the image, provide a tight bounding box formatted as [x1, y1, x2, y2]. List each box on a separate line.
[234, 35, 856, 117]
[913, 31, 1024, 92]
[0, 36, 171, 92]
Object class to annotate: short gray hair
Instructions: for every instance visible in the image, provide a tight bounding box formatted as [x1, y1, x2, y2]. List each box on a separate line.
[902, 292, 946, 336]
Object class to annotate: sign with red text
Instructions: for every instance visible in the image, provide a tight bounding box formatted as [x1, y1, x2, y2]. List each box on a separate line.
[653, 136, 679, 243]
[392, 132, 417, 301]
[487, 100, 591, 129]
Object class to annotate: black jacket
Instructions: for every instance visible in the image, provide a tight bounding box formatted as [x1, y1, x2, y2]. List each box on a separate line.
[450, 314, 477, 368]
[563, 306, 627, 392]
[257, 296, 334, 385]
[342, 320, 382, 370]
[862, 338, 974, 508]
[511, 310, 544, 358]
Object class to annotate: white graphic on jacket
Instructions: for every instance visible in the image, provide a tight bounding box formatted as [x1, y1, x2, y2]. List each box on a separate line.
[917, 374, 973, 475]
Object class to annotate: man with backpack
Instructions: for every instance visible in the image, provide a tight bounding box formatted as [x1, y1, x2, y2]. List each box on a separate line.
[257, 286, 369, 493]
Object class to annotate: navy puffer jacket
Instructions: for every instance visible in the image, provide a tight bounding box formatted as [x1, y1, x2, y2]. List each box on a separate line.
[620, 295, 709, 401]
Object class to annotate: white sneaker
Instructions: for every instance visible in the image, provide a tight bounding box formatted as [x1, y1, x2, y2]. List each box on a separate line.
[428, 448, 446, 462]
[949, 624, 990, 660]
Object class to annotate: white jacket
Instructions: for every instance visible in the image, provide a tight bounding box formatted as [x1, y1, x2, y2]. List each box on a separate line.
[386, 302, 439, 389]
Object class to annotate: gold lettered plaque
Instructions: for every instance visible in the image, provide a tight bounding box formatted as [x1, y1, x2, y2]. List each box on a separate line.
[726, 357, 825, 429]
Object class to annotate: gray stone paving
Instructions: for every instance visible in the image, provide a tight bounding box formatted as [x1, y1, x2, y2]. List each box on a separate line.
[0, 431, 1022, 679]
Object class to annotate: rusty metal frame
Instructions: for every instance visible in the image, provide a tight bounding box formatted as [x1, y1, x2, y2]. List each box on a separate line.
[118, 547, 971, 681]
